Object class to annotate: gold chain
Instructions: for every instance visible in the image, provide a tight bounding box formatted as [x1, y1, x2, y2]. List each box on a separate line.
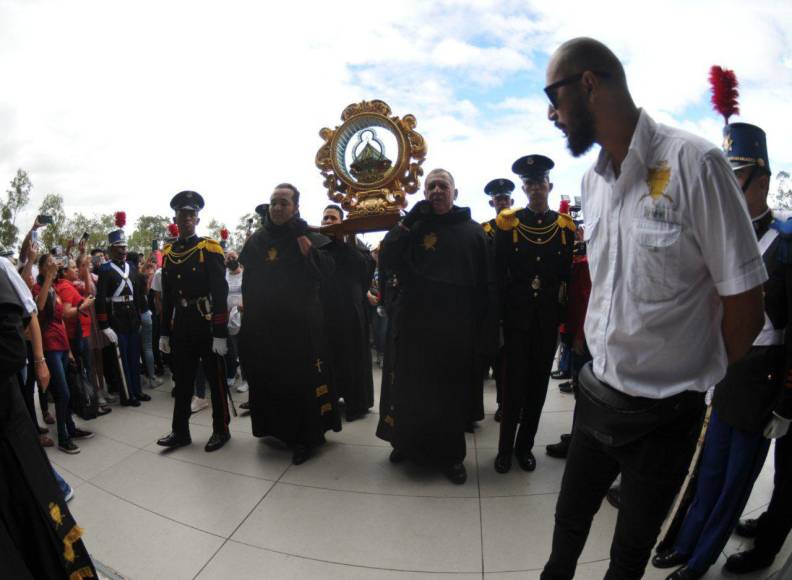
[164, 244, 203, 265]
[517, 221, 558, 235]
[516, 224, 560, 245]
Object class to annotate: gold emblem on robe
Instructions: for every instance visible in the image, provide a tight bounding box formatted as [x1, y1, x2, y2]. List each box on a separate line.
[49, 502, 63, 528]
[647, 161, 672, 202]
[531, 275, 541, 290]
[266, 247, 278, 262]
[422, 232, 438, 251]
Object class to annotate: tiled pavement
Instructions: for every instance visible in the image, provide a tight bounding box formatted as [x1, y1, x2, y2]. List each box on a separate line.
[45, 370, 791, 579]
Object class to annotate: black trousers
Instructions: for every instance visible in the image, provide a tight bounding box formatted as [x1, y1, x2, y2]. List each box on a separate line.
[171, 334, 230, 437]
[541, 385, 704, 580]
[753, 431, 792, 557]
[498, 321, 558, 455]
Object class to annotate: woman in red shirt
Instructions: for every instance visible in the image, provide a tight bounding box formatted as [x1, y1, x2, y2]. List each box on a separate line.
[34, 254, 93, 454]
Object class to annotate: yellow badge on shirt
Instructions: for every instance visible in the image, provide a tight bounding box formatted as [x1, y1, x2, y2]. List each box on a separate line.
[647, 161, 672, 202]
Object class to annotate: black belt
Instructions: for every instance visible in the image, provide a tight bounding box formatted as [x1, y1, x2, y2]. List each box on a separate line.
[577, 362, 704, 447]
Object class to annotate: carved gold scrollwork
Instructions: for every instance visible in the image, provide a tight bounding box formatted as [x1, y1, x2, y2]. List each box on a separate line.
[315, 100, 427, 233]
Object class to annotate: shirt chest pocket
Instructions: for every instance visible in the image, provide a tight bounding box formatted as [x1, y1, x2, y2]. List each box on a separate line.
[627, 219, 683, 302]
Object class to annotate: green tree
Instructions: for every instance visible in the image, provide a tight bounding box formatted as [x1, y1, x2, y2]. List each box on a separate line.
[205, 218, 226, 241]
[62, 213, 115, 250]
[0, 169, 33, 248]
[233, 212, 259, 250]
[37, 193, 67, 250]
[127, 215, 172, 254]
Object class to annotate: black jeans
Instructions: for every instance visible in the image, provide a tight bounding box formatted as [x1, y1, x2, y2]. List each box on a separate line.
[541, 383, 704, 580]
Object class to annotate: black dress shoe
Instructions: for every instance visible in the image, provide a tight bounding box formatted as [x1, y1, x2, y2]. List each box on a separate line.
[137, 393, 151, 402]
[494, 406, 503, 422]
[652, 550, 688, 569]
[157, 432, 191, 448]
[558, 381, 574, 394]
[389, 449, 405, 464]
[97, 406, 112, 416]
[120, 398, 141, 407]
[292, 444, 312, 465]
[665, 566, 704, 580]
[444, 462, 467, 484]
[240, 401, 250, 410]
[546, 438, 570, 459]
[724, 549, 774, 574]
[204, 430, 230, 452]
[734, 517, 760, 538]
[516, 450, 536, 471]
[494, 452, 512, 473]
[551, 370, 570, 380]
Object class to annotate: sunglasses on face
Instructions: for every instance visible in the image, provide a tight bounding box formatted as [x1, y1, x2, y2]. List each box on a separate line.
[544, 70, 611, 109]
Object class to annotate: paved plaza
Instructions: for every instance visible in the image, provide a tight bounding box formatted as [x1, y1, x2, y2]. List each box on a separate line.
[46, 369, 790, 580]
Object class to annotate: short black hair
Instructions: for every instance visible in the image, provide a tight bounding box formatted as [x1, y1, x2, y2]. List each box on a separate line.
[90, 248, 105, 256]
[323, 204, 344, 219]
[553, 37, 628, 90]
[274, 183, 300, 205]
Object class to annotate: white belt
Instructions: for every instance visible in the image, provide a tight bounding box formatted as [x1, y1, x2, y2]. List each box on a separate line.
[110, 295, 134, 303]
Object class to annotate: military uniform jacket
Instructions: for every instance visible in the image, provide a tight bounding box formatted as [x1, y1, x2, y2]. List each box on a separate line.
[482, 218, 497, 241]
[95, 259, 148, 334]
[713, 212, 792, 431]
[495, 207, 575, 330]
[161, 235, 228, 340]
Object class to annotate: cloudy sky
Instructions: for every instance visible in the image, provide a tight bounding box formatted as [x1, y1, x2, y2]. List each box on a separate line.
[1, 0, 791, 243]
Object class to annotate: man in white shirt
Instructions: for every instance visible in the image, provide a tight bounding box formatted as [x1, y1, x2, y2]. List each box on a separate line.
[539, 38, 766, 580]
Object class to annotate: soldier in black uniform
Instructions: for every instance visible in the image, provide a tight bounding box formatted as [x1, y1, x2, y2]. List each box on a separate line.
[156, 191, 231, 453]
[494, 154, 575, 473]
[482, 178, 515, 422]
[95, 227, 151, 406]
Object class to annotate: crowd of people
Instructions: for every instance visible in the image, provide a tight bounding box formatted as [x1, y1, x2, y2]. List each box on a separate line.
[2, 36, 792, 580]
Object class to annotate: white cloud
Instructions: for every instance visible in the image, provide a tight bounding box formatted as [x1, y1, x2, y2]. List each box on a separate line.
[0, 0, 790, 244]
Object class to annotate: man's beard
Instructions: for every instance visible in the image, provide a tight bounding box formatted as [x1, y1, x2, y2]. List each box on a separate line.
[565, 93, 597, 157]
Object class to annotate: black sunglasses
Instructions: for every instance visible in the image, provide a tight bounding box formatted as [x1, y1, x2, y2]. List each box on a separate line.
[544, 70, 611, 109]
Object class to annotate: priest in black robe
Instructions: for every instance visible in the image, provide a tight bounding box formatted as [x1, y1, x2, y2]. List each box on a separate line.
[238, 184, 341, 465]
[0, 265, 97, 579]
[376, 168, 495, 484]
[320, 205, 375, 421]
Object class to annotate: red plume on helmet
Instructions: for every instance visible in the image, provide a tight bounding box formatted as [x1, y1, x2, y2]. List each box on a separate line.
[558, 199, 570, 214]
[709, 65, 740, 125]
[220, 227, 229, 241]
[114, 211, 126, 228]
[167, 223, 180, 238]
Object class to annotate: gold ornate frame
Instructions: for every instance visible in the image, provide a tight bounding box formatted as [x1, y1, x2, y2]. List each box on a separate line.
[315, 100, 427, 233]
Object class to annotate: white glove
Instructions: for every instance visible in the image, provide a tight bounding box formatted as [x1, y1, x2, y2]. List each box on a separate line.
[212, 337, 228, 356]
[102, 328, 118, 344]
[764, 413, 791, 440]
[159, 336, 171, 354]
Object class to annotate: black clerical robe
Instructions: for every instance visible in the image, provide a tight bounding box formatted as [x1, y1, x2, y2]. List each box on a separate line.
[238, 217, 341, 446]
[322, 238, 375, 418]
[376, 206, 495, 465]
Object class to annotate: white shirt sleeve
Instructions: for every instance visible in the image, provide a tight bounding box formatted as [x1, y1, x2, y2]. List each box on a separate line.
[151, 269, 163, 292]
[691, 150, 768, 296]
[0, 257, 37, 315]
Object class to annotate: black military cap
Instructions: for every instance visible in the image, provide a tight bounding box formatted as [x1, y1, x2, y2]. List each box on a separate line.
[484, 178, 515, 197]
[512, 154, 555, 181]
[170, 190, 205, 212]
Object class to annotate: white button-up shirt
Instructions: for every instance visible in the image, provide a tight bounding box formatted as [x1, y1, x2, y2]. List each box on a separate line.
[582, 110, 767, 399]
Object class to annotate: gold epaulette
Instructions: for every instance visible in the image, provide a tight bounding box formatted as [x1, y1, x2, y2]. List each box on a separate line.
[482, 222, 493, 235]
[199, 237, 224, 255]
[496, 208, 520, 231]
[162, 242, 173, 257]
[556, 213, 576, 231]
